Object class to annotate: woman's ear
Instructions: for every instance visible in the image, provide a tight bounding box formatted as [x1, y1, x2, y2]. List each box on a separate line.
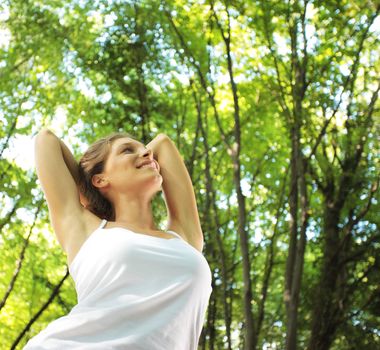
[92, 174, 108, 189]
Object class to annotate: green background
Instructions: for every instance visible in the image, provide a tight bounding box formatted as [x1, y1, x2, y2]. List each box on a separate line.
[0, 0, 379, 349]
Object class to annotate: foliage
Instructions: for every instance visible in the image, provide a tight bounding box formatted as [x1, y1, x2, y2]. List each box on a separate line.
[0, 0, 378, 349]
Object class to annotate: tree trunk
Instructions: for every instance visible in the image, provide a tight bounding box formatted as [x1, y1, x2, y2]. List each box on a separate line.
[308, 198, 344, 350]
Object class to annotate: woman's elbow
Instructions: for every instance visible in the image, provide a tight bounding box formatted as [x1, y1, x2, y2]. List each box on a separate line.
[37, 128, 54, 137]
[35, 128, 59, 144]
[35, 129, 59, 152]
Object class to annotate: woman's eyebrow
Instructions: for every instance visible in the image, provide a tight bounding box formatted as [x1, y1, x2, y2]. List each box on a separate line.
[117, 142, 146, 152]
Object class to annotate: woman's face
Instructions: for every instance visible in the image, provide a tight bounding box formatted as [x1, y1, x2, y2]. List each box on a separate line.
[94, 137, 162, 199]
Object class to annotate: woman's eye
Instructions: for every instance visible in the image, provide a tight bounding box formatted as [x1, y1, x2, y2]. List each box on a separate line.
[123, 147, 133, 152]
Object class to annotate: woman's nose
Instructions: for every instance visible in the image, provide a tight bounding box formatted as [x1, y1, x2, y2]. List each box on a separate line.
[142, 148, 153, 158]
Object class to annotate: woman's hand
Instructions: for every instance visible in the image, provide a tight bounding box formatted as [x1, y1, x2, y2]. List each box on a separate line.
[146, 134, 168, 191]
[78, 186, 89, 208]
[146, 133, 167, 162]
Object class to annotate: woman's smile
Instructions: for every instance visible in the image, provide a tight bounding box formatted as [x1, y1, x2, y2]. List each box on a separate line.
[137, 160, 159, 171]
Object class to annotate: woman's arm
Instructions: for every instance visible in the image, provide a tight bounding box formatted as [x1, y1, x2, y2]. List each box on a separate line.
[35, 128, 85, 250]
[59, 138, 80, 184]
[146, 133, 167, 164]
[58, 136, 89, 207]
[146, 133, 204, 252]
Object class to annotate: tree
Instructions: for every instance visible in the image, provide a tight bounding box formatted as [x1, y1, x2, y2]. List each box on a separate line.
[0, 1, 378, 349]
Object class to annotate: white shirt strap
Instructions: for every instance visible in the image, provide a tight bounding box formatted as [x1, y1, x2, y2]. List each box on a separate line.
[98, 219, 107, 230]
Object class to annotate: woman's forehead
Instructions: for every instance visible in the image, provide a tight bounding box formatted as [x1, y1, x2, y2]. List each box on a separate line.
[112, 137, 145, 149]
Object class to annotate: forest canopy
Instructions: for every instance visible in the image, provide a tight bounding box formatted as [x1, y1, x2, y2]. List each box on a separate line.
[0, 0, 379, 349]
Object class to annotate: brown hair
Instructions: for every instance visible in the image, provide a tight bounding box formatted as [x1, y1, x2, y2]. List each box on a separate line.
[78, 132, 135, 221]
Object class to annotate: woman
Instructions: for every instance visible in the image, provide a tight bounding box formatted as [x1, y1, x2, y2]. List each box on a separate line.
[24, 128, 213, 349]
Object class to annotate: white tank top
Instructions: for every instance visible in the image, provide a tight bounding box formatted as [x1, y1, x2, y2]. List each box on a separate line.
[23, 219, 213, 349]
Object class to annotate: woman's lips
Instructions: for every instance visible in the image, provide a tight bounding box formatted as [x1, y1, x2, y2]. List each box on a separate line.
[137, 161, 159, 171]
